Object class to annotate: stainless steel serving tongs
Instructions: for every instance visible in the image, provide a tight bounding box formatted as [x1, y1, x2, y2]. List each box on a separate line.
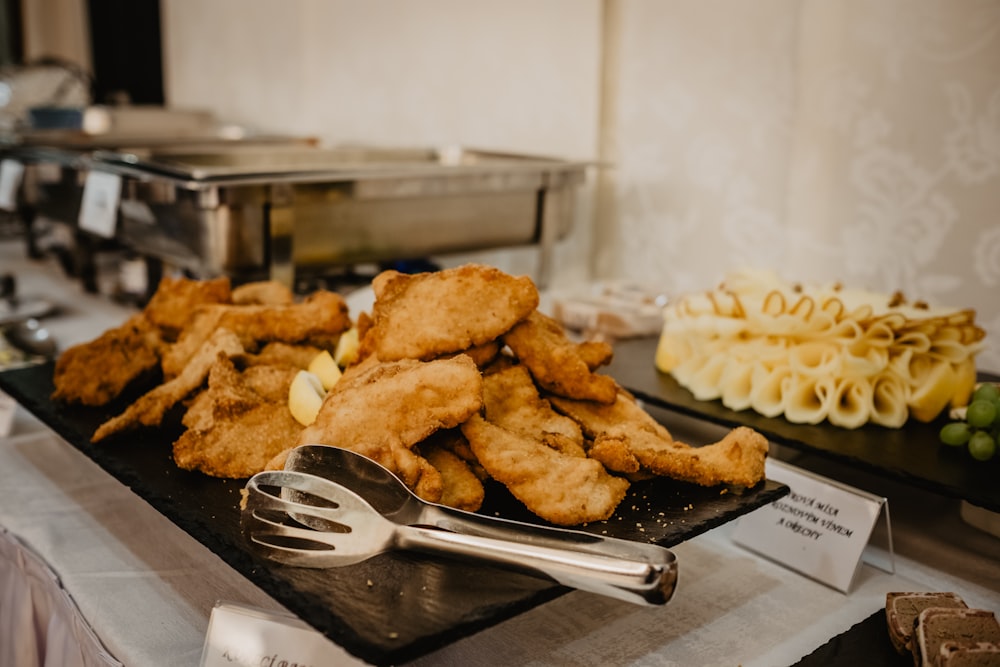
[241, 444, 678, 606]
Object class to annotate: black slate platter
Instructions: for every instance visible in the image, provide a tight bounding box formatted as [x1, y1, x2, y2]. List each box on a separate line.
[607, 337, 1000, 513]
[0, 362, 788, 666]
[792, 610, 910, 666]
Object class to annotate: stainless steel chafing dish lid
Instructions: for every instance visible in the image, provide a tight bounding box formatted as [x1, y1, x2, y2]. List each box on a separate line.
[89, 144, 588, 191]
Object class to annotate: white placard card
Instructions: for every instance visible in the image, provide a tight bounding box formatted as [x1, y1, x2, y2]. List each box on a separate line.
[731, 458, 892, 593]
[0, 159, 24, 211]
[200, 601, 353, 667]
[78, 170, 122, 238]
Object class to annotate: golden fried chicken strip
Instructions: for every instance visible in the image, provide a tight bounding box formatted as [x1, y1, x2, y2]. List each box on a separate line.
[438, 340, 501, 368]
[174, 357, 302, 478]
[369, 264, 539, 361]
[241, 342, 324, 371]
[142, 275, 231, 340]
[503, 310, 618, 404]
[51, 313, 163, 406]
[482, 363, 586, 457]
[296, 355, 484, 502]
[231, 280, 294, 306]
[161, 290, 350, 378]
[548, 392, 769, 488]
[92, 328, 244, 442]
[461, 414, 629, 526]
[420, 432, 485, 512]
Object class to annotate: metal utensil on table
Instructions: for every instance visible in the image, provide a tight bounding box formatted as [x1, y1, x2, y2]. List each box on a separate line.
[4, 318, 57, 359]
[241, 445, 678, 606]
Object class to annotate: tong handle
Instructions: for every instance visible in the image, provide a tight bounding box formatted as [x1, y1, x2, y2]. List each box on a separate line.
[421, 502, 671, 564]
[397, 524, 677, 606]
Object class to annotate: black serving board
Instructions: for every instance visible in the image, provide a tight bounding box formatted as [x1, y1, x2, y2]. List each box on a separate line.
[607, 337, 1000, 514]
[792, 610, 910, 666]
[0, 362, 787, 666]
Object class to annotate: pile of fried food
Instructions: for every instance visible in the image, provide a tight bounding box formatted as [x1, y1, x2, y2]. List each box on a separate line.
[52, 264, 768, 526]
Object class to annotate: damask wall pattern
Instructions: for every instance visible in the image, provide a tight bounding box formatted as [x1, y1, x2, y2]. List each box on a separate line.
[596, 0, 1000, 372]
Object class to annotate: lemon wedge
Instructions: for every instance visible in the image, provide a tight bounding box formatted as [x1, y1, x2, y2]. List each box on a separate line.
[334, 327, 360, 368]
[308, 350, 343, 391]
[288, 370, 325, 426]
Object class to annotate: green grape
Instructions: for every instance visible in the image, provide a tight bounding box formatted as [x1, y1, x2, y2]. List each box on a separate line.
[967, 431, 997, 462]
[939, 421, 972, 446]
[972, 382, 1000, 405]
[966, 399, 998, 429]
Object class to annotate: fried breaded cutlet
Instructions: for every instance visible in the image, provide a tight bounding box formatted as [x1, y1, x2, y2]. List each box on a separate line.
[174, 356, 302, 478]
[231, 280, 294, 306]
[366, 264, 539, 361]
[548, 391, 769, 488]
[482, 362, 586, 458]
[142, 275, 232, 341]
[418, 430, 486, 512]
[461, 414, 630, 526]
[503, 310, 619, 404]
[91, 328, 244, 443]
[161, 290, 351, 378]
[51, 312, 163, 406]
[296, 354, 484, 503]
[240, 341, 324, 371]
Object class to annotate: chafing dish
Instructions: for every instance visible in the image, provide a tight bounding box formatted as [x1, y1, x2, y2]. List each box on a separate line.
[90, 144, 587, 287]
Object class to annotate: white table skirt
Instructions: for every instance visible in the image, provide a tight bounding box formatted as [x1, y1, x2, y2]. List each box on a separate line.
[0, 527, 119, 667]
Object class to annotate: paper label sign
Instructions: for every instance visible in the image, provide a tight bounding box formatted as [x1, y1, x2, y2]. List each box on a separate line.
[0, 159, 24, 211]
[78, 170, 122, 238]
[731, 458, 889, 593]
[200, 601, 354, 667]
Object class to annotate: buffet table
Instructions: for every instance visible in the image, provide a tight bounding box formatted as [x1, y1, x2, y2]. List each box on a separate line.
[1, 239, 998, 666]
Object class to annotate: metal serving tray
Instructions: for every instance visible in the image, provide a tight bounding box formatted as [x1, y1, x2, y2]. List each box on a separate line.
[90, 145, 587, 287]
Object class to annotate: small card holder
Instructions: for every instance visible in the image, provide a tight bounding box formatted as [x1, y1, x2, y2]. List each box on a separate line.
[731, 458, 894, 593]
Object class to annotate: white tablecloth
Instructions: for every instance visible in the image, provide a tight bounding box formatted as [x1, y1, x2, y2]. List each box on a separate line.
[1, 242, 999, 666]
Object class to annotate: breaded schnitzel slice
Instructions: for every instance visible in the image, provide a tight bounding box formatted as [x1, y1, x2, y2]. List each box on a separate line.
[92, 328, 244, 442]
[438, 339, 501, 368]
[174, 356, 302, 478]
[231, 279, 294, 306]
[240, 341, 324, 371]
[482, 362, 586, 458]
[548, 392, 769, 488]
[52, 312, 163, 406]
[161, 290, 350, 378]
[461, 414, 629, 526]
[369, 264, 539, 361]
[142, 275, 231, 341]
[296, 354, 484, 503]
[503, 310, 618, 404]
[419, 431, 486, 512]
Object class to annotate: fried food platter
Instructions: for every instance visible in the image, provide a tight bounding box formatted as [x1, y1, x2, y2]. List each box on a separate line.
[0, 360, 786, 665]
[608, 336, 1000, 514]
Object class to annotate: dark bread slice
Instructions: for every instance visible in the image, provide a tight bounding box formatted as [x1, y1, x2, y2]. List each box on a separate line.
[885, 592, 967, 655]
[939, 641, 1000, 666]
[913, 608, 1000, 667]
